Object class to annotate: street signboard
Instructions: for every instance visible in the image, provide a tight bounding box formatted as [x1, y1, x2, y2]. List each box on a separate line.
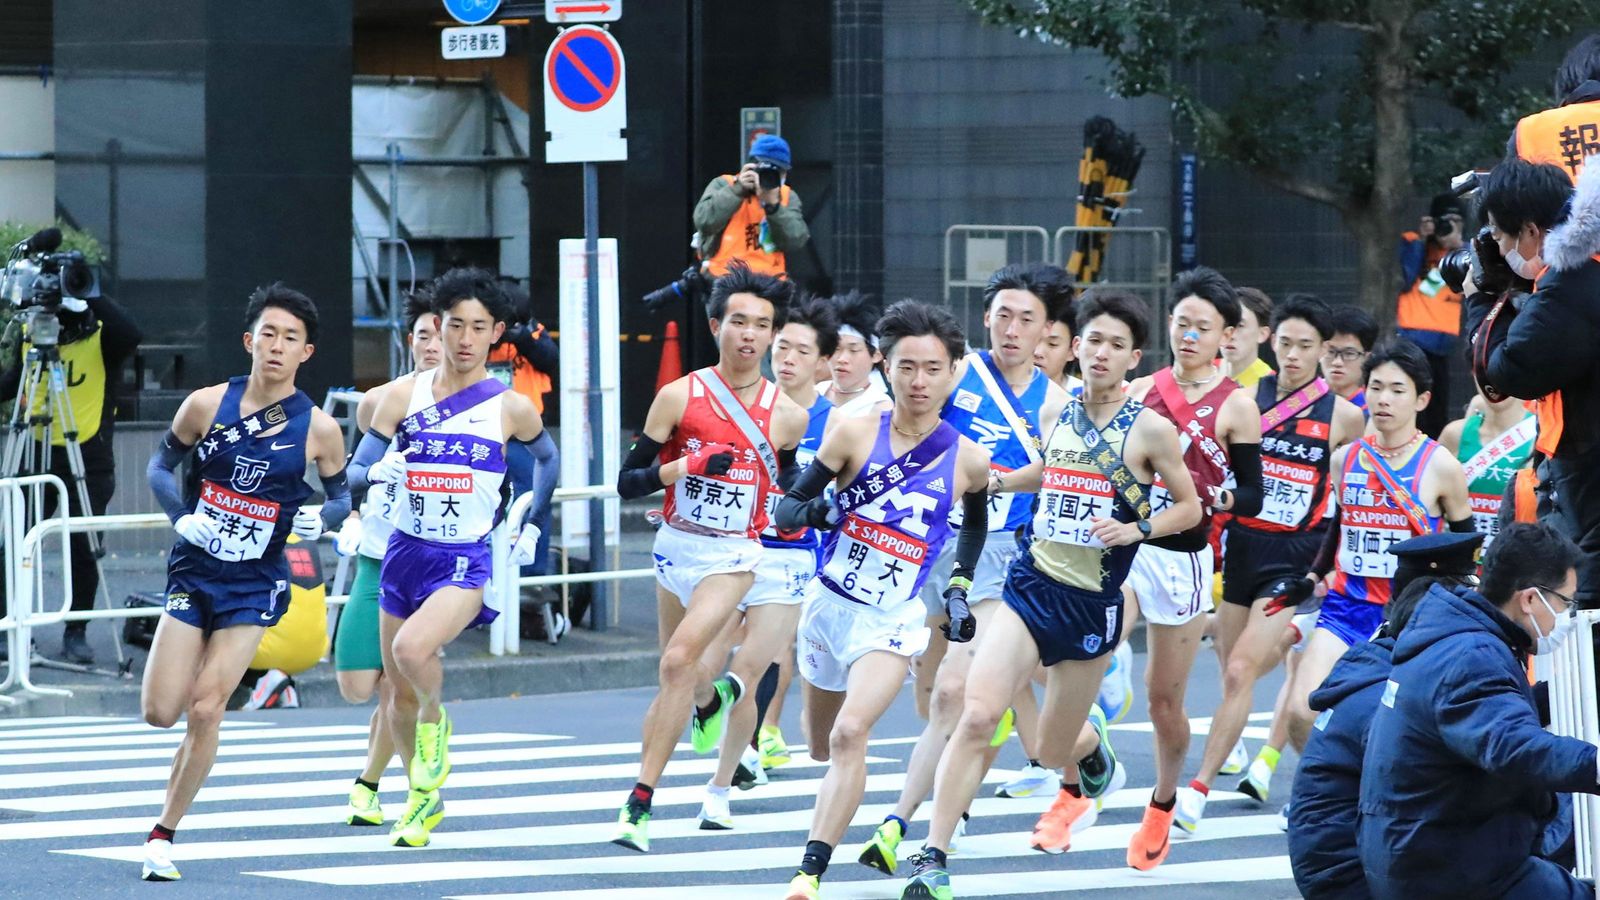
[441, 25, 506, 60]
[545, 0, 622, 24]
[442, 0, 501, 26]
[740, 107, 781, 159]
[557, 237, 621, 546]
[543, 25, 627, 163]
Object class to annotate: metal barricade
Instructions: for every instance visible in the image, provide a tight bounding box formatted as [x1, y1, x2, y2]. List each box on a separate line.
[0, 474, 73, 703]
[1053, 226, 1172, 367]
[1548, 609, 1600, 880]
[942, 225, 1051, 341]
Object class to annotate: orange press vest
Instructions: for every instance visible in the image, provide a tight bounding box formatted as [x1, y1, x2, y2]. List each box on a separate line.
[704, 175, 792, 278]
[1515, 100, 1600, 184]
[1396, 237, 1464, 336]
[486, 332, 553, 415]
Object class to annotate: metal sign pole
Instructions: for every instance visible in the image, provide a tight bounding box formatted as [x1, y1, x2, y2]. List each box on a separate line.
[583, 161, 609, 631]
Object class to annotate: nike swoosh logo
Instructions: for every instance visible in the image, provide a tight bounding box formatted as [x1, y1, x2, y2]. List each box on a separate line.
[468, 416, 488, 424]
[1143, 837, 1169, 860]
[271, 442, 295, 450]
[259, 611, 274, 620]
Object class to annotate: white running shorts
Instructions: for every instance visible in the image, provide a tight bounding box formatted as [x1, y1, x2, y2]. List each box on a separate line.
[1127, 542, 1214, 626]
[652, 524, 763, 608]
[742, 544, 817, 611]
[797, 585, 930, 693]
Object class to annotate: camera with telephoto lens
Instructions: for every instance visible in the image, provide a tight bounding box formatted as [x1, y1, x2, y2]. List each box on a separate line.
[641, 265, 711, 313]
[754, 162, 784, 192]
[1439, 241, 1477, 294]
[1, 228, 101, 348]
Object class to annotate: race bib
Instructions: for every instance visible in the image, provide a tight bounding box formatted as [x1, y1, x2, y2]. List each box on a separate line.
[195, 479, 280, 562]
[822, 514, 928, 608]
[1258, 457, 1319, 527]
[1470, 491, 1502, 547]
[1034, 468, 1111, 548]
[950, 462, 1017, 531]
[672, 463, 760, 534]
[1336, 503, 1410, 579]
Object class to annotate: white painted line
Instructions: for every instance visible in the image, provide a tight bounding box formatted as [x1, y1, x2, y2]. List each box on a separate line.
[0, 724, 381, 752]
[0, 719, 274, 743]
[0, 731, 549, 769]
[0, 716, 127, 729]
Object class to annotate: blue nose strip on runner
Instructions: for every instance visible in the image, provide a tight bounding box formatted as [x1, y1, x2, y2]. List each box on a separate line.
[1183, 329, 1200, 343]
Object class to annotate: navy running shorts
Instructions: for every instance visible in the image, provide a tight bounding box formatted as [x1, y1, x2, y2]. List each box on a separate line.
[163, 544, 289, 635]
[1002, 554, 1123, 666]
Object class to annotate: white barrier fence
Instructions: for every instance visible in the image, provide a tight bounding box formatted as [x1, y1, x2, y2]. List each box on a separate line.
[1547, 608, 1600, 880]
[0, 477, 654, 702]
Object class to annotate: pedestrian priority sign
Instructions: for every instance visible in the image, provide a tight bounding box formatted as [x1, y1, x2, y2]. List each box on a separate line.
[442, 25, 506, 60]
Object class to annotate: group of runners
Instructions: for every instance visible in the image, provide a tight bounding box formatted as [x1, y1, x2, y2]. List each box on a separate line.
[129, 257, 1537, 899]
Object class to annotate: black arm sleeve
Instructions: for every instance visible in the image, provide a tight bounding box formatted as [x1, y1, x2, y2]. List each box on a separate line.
[950, 492, 989, 581]
[617, 434, 666, 500]
[1310, 507, 1342, 579]
[1448, 515, 1477, 533]
[777, 445, 800, 492]
[775, 460, 838, 531]
[1226, 442, 1264, 519]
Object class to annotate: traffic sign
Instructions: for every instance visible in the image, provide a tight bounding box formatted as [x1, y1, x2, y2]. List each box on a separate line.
[441, 0, 501, 26]
[441, 25, 506, 59]
[546, 0, 622, 24]
[543, 25, 627, 163]
[740, 107, 781, 159]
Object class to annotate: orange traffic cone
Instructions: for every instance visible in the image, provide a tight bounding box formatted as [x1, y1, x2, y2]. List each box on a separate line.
[656, 320, 684, 391]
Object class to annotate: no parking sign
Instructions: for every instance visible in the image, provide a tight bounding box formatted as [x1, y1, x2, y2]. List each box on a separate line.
[543, 25, 628, 163]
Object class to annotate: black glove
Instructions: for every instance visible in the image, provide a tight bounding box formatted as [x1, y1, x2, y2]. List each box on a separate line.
[1470, 226, 1519, 297]
[801, 496, 839, 530]
[941, 577, 975, 642]
[1263, 574, 1315, 617]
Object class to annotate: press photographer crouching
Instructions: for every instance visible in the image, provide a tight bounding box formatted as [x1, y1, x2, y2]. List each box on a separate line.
[0, 231, 142, 664]
[1464, 153, 1600, 604]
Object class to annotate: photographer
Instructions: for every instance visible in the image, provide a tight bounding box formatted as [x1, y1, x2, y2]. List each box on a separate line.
[0, 288, 142, 664]
[486, 281, 560, 579]
[1396, 193, 1467, 438]
[1463, 156, 1600, 604]
[692, 134, 809, 279]
[1509, 34, 1600, 182]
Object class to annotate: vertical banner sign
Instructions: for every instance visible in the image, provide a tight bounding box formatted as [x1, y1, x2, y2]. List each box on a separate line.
[1179, 152, 1199, 270]
[739, 107, 781, 159]
[558, 238, 620, 547]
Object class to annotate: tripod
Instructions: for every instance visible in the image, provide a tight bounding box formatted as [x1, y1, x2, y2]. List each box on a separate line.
[2, 308, 126, 677]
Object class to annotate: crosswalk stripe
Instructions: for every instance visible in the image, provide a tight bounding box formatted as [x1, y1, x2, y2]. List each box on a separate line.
[0, 719, 273, 742]
[0, 731, 550, 769]
[443, 855, 1296, 899]
[0, 715, 124, 729]
[0, 723, 418, 752]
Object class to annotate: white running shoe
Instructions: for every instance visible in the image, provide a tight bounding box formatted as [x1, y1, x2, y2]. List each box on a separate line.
[1238, 757, 1273, 804]
[732, 744, 768, 790]
[1096, 643, 1135, 723]
[141, 839, 181, 881]
[1278, 803, 1291, 832]
[697, 788, 733, 830]
[1220, 738, 1249, 776]
[1103, 758, 1128, 803]
[995, 763, 1059, 799]
[1289, 612, 1318, 652]
[1173, 787, 1207, 835]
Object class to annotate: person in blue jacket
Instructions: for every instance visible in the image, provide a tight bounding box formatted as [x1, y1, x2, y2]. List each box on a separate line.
[1287, 531, 1482, 899]
[1358, 521, 1600, 900]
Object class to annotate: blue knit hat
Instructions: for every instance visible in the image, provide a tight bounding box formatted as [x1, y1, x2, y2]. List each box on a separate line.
[748, 134, 792, 169]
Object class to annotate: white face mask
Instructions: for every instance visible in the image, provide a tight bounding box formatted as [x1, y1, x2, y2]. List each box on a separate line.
[1505, 246, 1544, 280]
[1531, 588, 1574, 654]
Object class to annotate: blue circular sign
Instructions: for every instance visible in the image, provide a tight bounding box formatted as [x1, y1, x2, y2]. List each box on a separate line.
[547, 28, 621, 112]
[442, 0, 501, 26]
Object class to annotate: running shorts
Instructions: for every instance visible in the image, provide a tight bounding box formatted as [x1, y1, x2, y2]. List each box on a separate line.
[1315, 588, 1384, 648]
[163, 544, 289, 635]
[1003, 553, 1123, 666]
[918, 530, 1019, 619]
[1221, 524, 1326, 608]
[742, 544, 815, 610]
[379, 531, 495, 628]
[1127, 542, 1213, 626]
[797, 584, 929, 692]
[652, 524, 763, 608]
[334, 553, 383, 672]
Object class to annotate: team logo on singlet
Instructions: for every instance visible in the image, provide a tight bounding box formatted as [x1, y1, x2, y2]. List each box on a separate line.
[231, 456, 270, 494]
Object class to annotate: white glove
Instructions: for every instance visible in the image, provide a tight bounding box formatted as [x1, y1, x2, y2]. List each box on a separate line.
[509, 524, 542, 567]
[292, 507, 324, 541]
[368, 450, 409, 485]
[335, 516, 364, 556]
[174, 512, 220, 548]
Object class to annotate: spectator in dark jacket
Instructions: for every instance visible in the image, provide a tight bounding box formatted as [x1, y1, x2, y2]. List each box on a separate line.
[1288, 531, 1482, 900]
[1464, 155, 1600, 604]
[1357, 522, 1599, 900]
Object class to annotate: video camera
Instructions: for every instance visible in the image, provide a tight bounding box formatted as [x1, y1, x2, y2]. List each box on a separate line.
[642, 265, 711, 313]
[1, 228, 100, 348]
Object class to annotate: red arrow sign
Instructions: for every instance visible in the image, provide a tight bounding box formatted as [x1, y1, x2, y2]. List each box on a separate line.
[558, 3, 610, 12]
[546, 0, 621, 23]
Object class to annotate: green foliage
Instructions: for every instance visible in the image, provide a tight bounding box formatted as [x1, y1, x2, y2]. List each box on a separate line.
[0, 220, 105, 264]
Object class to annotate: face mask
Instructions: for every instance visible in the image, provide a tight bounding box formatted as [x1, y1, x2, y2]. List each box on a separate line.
[1505, 246, 1544, 280]
[1531, 589, 1574, 654]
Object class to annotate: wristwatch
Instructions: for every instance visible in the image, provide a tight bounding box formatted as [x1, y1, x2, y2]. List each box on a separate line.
[1136, 520, 1153, 540]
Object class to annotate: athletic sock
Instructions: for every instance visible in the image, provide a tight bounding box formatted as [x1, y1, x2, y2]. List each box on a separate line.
[149, 824, 175, 844]
[1258, 746, 1282, 771]
[1078, 743, 1110, 780]
[884, 814, 909, 835]
[1151, 794, 1177, 813]
[628, 782, 654, 813]
[355, 777, 379, 792]
[725, 672, 745, 703]
[1027, 758, 1043, 769]
[1189, 779, 1210, 796]
[1061, 782, 1083, 799]
[799, 840, 833, 877]
[705, 781, 730, 799]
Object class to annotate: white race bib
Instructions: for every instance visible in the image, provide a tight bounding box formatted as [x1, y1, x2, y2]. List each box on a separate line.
[822, 514, 928, 608]
[195, 480, 279, 562]
[1034, 468, 1111, 548]
[672, 463, 760, 534]
[1258, 456, 1319, 527]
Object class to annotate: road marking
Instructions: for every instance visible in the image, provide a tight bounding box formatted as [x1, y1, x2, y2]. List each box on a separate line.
[0, 731, 546, 769]
[0, 719, 273, 743]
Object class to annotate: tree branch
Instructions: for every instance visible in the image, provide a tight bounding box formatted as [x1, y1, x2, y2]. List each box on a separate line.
[1185, 98, 1354, 214]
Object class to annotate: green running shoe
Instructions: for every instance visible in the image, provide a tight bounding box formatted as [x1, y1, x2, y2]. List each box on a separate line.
[989, 707, 1015, 748]
[900, 851, 953, 900]
[858, 816, 905, 875]
[611, 802, 651, 852]
[759, 723, 792, 769]
[345, 781, 384, 826]
[690, 675, 742, 754]
[783, 871, 820, 900]
[389, 789, 444, 848]
[1077, 704, 1119, 800]
[409, 707, 453, 792]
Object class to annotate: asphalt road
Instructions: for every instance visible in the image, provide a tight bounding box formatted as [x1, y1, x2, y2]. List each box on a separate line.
[0, 645, 1299, 900]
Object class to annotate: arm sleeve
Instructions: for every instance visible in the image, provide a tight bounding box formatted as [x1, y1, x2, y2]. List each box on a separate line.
[777, 445, 800, 492]
[1448, 515, 1477, 533]
[146, 430, 192, 524]
[767, 190, 810, 251]
[1435, 652, 1600, 794]
[347, 429, 392, 493]
[1310, 507, 1342, 578]
[774, 459, 837, 531]
[1398, 234, 1426, 287]
[617, 434, 665, 500]
[1226, 442, 1264, 518]
[950, 492, 988, 581]
[318, 469, 351, 529]
[507, 431, 560, 525]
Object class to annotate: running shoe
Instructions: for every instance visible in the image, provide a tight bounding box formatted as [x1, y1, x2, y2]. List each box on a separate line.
[1238, 757, 1273, 803]
[140, 839, 181, 882]
[1219, 739, 1249, 776]
[1278, 803, 1291, 832]
[1096, 642, 1134, 723]
[1030, 788, 1098, 854]
[995, 763, 1058, 799]
[760, 724, 792, 769]
[390, 789, 444, 848]
[1078, 704, 1119, 799]
[947, 811, 970, 855]
[697, 788, 732, 831]
[691, 675, 742, 754]
[784, 872, 820, 900]
[1174, 786, 1207, 834]
[1126, 802, 1174, 871]
[989, 706, 1015, 748]
[899, 851, 953, 900]
[611, 802, 651, 852]
[345, 781, 384, 826]
[409, 707, 452, 792]
[733, 744, 769, 790]
[859, 816, 904, 875]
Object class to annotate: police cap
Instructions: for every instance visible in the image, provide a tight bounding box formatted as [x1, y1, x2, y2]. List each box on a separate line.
[1389, 531, 1485, 597]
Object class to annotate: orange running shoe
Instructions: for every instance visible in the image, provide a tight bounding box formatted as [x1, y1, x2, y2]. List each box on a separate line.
[1126, 802, 1174, 871]
[1030, 788, 1098, 854]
